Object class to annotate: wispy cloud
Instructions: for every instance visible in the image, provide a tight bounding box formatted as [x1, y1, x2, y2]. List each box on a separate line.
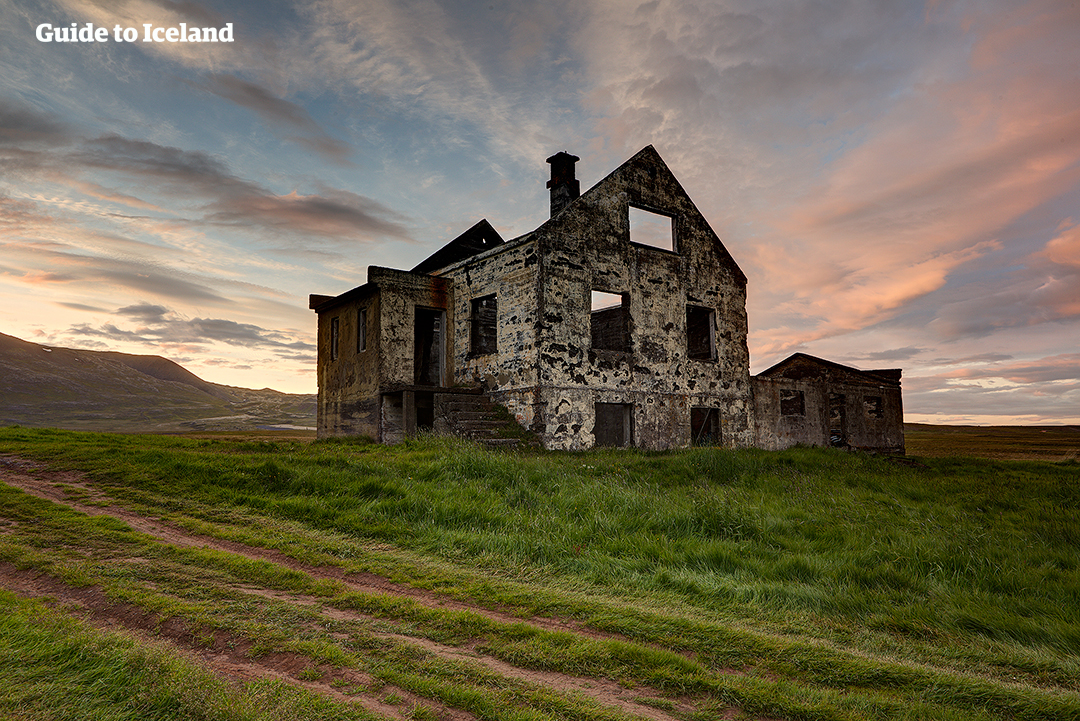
[199, 74, 352, 162]
[69, 303, 314, 355]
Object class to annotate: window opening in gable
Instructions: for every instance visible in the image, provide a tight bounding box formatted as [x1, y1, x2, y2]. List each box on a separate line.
[864, 395, 883, 419]
[780, 389, 804, 416]
[357, 308, 367, 353]
[629, 206, 674, 251]
[686, 305, 716, 361]
[594, 402, 633, 447]
[691, 407, 722, 446]
[329, 316, 339, 361]
[591, 291, 629, 352]
[470, 294, 497, 356]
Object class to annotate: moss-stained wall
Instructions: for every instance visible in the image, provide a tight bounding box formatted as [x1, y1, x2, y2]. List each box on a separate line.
[752, 355, 904, 453]
[311, 146, 902, 453]
[315, 289, 380, 439]
[528, 145, 754, 450]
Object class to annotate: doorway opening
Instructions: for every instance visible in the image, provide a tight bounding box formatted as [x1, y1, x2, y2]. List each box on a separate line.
[594, 402, 633, 447]
[414, 307, 445, 386]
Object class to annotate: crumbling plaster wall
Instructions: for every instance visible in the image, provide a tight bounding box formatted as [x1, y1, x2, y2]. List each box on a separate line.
[752, 377, 830, 451]
[367, 266, 453, 389]
[532, 146, 754, 451]
[315, 290, 380, 439]
[436, 239, 544, 430]
[752, 358, 904, 453]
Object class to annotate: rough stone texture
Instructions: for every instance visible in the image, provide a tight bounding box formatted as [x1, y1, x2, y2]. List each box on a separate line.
[753, 354, 904, 453]
[310, 146, 904, 453]
[310, 267, 451, 441]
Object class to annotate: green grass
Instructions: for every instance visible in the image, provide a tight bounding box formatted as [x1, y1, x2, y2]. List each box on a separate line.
[1, 426, 1078, 720]
[0, 590, 379, 721]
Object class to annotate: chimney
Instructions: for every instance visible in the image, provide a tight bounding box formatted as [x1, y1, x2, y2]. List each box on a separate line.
[546, 151, 580, 217]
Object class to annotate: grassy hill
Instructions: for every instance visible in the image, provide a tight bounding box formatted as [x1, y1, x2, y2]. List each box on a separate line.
[0, 427, 1077, 720]
[0, 331, 315, 432]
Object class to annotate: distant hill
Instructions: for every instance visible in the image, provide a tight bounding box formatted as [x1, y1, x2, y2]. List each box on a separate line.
[0, 332, 315, 432]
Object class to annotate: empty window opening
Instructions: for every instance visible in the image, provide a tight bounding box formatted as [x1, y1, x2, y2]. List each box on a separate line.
[357, 308, 367, 352]
[691, 407, 722, 446]
[329, 316, 339, 361]
[591, 291, 629, 352]
[594, 403, 633, 447]
[686, 306, 716, 361]
[780, 389, 805, 416]
[829, 393, 847, 447]
[864, 395, 883, 419]
[629, 207, 674, 251]
[470, 295, 498, 356]
[414, 307, 445, 386]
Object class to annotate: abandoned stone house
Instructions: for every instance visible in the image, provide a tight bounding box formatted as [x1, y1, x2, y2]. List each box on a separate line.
[309, 145, 904, 453]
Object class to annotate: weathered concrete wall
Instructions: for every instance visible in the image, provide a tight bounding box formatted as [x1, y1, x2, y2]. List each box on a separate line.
[752, 377, 831, 450]
[315, 290, 380, 439]
[435, 239, 543, 431]
[753, 355, 904, 453]
[367, 266, 453, 390]
[315, 267, 453, 440]
[530, 145, 755, 450]
[311, 146, 903, 453]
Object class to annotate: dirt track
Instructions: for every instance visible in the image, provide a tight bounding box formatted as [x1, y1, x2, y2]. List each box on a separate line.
[0, 455, 743, 721]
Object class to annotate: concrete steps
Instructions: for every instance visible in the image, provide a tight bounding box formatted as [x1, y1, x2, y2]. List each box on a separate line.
[437, 391, 535, 448]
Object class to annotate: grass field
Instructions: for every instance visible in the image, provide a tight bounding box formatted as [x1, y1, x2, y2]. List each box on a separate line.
[904, 424, 1080, 461]
[0, 425, 1077, 720]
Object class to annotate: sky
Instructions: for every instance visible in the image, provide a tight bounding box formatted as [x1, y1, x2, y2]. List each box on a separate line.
[2, 0, 1078, 425]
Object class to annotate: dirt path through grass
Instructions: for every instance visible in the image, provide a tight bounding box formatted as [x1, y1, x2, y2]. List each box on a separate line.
[0, 456, 707, 721]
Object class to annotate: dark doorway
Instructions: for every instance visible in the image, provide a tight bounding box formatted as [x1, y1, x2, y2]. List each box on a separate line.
[829, 393, 847, 447]
[414, 307, 445, 386]
[415, 391, 434, 431]
[691, 407, 721, 446]
[594, 403, 633, 447]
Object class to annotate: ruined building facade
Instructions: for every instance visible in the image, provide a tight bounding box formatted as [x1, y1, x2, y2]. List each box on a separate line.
[310, 146, 904, 453]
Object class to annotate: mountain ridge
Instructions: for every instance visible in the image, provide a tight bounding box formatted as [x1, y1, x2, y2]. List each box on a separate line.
[0, 331, 315, 432]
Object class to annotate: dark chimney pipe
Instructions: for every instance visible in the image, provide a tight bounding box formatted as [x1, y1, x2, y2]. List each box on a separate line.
[546, 151, 580, 217]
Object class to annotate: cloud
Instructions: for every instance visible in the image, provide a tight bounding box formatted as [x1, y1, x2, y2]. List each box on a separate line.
[199, 74, 352, 162]
[55, 301, 110, 313]
[116, 303, 170, 322]
[205, 187, 411, 240]
[296, 0, 580, 163]
[0, 101, 70, 146]
[69, 135, 410, 241]
[2, 249, 230, 304]
[849, 347, 926, 363]
[937, 354, 1080, 385]
[1039, 220, 1080, 269]
[930, 352, 1015, 366]
[67, 304, 315, 355]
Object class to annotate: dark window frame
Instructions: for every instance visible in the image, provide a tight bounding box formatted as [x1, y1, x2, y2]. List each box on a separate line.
[329, 316, 339, 361]
[594, 402, 634, 447]
[469, 294, 498, 356]
[780, 389, 805, 416]
[686, 305, 717, 361]
[590, 290, 631, 352]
